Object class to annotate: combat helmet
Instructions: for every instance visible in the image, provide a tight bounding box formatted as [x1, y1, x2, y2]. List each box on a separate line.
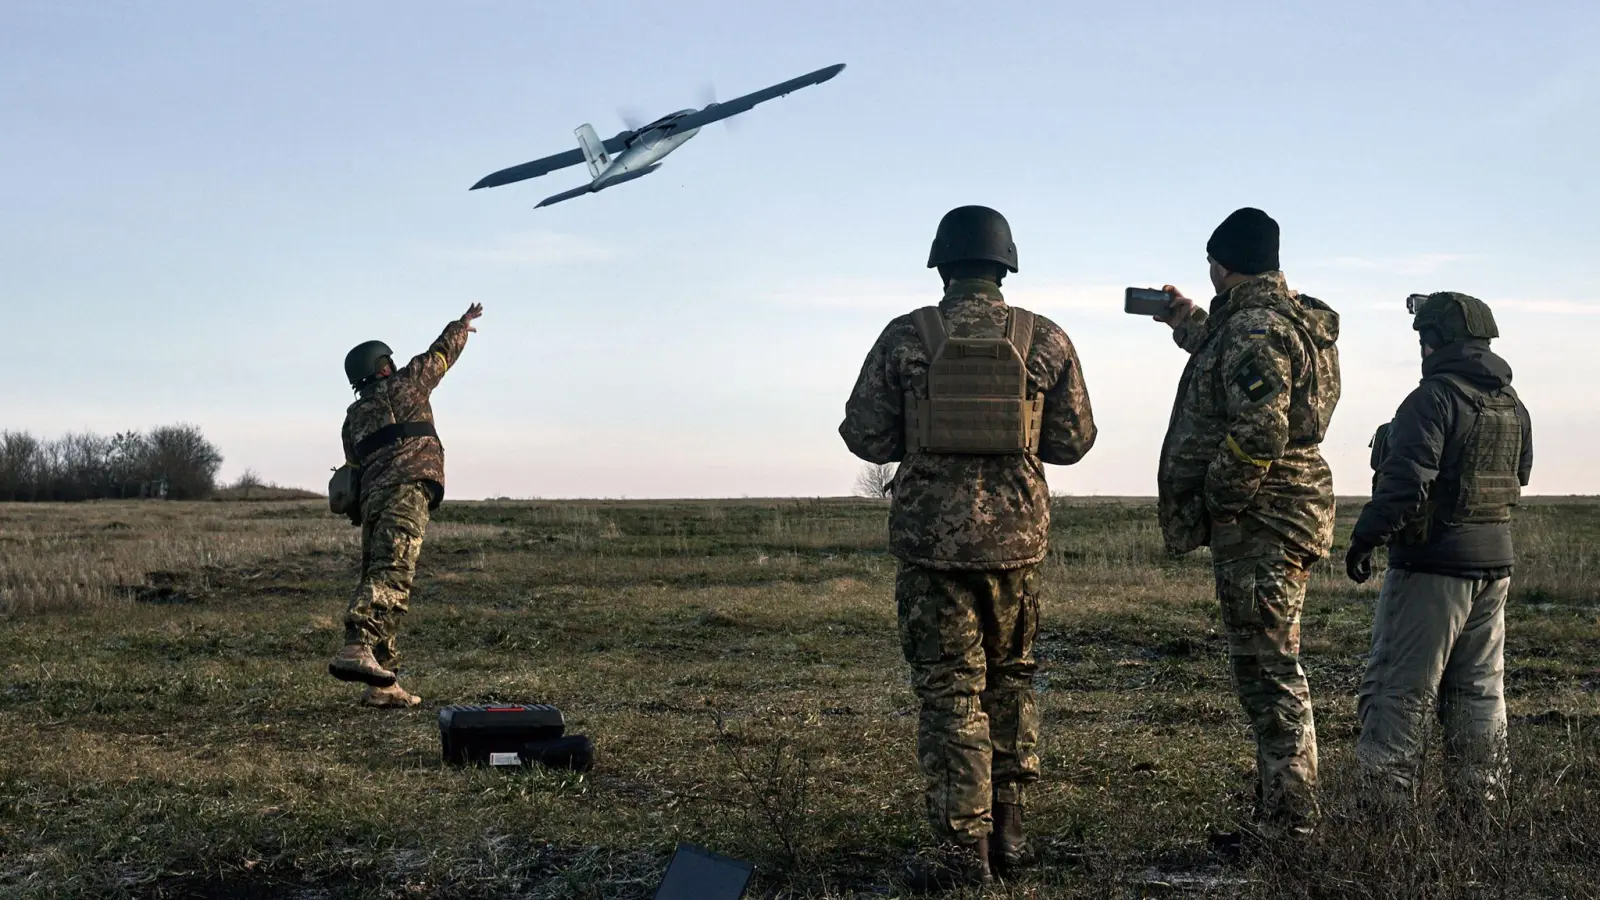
[1409, 292, 1498, 347]
[928, 205, 1018, 273]
[344, 340, 394, 388]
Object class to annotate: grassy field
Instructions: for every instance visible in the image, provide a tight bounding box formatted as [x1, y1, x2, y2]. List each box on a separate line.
[1, 496, 1597, 899]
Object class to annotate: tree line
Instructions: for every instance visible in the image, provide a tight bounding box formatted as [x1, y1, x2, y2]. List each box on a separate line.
[0, 424, 224, 502]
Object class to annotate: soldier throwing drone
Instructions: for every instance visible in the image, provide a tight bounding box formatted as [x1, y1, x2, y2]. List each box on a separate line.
[327, 304, 483, 709]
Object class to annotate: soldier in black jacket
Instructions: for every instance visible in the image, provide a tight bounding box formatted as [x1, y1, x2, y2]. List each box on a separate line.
[1345, 292, 1532, 809]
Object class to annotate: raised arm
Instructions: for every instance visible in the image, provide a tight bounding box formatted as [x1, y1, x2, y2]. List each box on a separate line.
[1154, 284, 1209, 354]
[402, 303, 482, 392]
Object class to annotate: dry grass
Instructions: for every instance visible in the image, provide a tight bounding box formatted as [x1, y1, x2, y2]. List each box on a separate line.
[208, 485, 324, 502]
[0, 501, 507, 615]
[0, 496, 1595, 899]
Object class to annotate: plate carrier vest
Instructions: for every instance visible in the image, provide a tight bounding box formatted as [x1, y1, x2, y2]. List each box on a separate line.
[903, 305, 1043, 455]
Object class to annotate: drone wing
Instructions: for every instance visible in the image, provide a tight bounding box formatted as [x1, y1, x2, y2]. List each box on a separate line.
[470, 131, 633, 190]
[668, 63, 845, 132]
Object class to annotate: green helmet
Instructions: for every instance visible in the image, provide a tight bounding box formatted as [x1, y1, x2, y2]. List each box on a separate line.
[927, 205, 1018, 273]
[344, 340, 394, 388]
[1410, 292, 1499, 346]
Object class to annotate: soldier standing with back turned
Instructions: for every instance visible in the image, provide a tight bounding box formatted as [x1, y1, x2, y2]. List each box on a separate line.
[1152, 208, 1341, 843]
[840, 206, 1097, 891]
[1345, 292, 1532, 815]
[327, 303, 482, 708]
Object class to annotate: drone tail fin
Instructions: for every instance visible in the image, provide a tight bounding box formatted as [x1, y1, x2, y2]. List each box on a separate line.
[574, 124, 612, 179]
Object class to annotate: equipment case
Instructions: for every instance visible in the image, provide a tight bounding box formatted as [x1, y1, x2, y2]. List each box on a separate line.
[439, 704, 566, 766]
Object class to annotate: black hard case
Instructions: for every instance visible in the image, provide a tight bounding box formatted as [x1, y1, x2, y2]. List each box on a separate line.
[438, 704, 565, 765]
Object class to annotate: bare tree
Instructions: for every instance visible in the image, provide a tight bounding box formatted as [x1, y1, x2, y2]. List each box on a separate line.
[0, 431, 40, 501]
[56, 432, 112, 501]
[108, 430, 150, 494]
[0, 424, 224, 502]
[145, 423, 224, 500]
[229, 468, 264, 499]
[853, 462, 897, 498]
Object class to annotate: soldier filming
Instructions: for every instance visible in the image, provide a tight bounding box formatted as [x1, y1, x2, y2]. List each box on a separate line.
[839, 205, 1097, 891]
[1151, 207, 1341, 843]
[1346, 292, 1532, 811]
[327, 303, 483, 708]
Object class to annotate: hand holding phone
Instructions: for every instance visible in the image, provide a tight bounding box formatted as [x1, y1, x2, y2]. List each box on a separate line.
[1125, 287, 1175, 317]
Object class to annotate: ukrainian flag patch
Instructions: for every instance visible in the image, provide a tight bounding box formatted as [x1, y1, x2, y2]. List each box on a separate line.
[1248, 327, 1268, 340]
[1232, 358, 1278, 403]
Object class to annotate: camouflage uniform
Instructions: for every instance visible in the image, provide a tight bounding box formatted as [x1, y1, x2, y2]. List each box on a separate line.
[895, 563, 1041, 840]
[340, 318, 470, 665]
[1156, 270, 1341, 834]
[345, 482, 432, 667]
[840, 278, 1097, 843]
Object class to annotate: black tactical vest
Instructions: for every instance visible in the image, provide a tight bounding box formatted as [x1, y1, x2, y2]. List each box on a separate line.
[1368, 373, 1522, 544]
[1431, 373, 1523, 525]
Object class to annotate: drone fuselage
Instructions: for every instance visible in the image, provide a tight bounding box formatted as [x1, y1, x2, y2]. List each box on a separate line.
[470, 63, 845, 206]
[593, 114, 701, 187]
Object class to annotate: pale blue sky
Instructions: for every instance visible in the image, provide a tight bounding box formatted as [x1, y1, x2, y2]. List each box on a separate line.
[5, 1, 1598, 498]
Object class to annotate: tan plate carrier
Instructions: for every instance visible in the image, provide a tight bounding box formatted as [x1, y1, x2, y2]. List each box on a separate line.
[904, 306, 1043, 455]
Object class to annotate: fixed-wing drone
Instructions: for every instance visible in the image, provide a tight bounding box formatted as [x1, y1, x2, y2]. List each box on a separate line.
[469, 63, 846, 208]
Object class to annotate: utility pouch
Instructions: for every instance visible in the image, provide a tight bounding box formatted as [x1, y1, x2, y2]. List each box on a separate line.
[330, 420, 439, 524]
[328, 464, 361, 525]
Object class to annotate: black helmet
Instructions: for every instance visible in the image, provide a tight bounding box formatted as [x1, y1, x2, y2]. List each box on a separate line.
[1410, 292, 1498, 346]
[344, 340, 394, 388]
[927, 205, 1018, 273]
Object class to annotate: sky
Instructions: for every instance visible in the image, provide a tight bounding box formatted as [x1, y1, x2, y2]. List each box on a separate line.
[4, 0, 1598, 499]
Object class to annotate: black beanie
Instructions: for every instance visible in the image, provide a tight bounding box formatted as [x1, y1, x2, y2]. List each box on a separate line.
[1206, 207, 1280, 275]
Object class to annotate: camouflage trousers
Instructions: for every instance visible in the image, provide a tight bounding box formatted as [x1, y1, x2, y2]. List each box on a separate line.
[895, 561, 1042, 844]
[1211, 521, 1319, 833]
[343, 482, 432, 668]
[1356, 569, 1509, 805]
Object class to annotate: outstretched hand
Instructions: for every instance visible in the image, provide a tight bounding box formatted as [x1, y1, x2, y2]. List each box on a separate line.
[1155, 285, 1195, 330]
[460, 303, 484, 333]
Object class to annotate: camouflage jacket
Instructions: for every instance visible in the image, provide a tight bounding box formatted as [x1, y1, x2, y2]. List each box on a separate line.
[1157, 271, 1341, 560]
[839, 279, 1097, 570]
[341, 318, 471, 508]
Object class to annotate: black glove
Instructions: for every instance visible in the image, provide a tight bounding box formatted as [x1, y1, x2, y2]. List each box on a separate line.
[1345, 540, 1375, 584]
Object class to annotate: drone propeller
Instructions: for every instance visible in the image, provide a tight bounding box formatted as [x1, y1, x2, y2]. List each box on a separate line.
[697, 81, 739, 132]
[616, 105, 646, 131]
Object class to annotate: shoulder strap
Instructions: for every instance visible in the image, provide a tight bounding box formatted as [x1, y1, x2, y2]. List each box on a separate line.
[1006, 307, 1035, 360]
[910, 306, 948, 360]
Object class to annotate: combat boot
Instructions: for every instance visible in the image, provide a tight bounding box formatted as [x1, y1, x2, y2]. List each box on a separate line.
[328, 643, 397, 687]
[361, 683, 421, 708]
[903, 837, 992, 893]
[990, 802, 1036, 878]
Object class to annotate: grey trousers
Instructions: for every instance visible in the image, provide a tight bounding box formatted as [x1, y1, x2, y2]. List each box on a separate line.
[1356, 567, 1509, 801]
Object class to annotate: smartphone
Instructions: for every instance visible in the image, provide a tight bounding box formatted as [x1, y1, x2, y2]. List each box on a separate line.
[1125, 287, 1175, 317]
